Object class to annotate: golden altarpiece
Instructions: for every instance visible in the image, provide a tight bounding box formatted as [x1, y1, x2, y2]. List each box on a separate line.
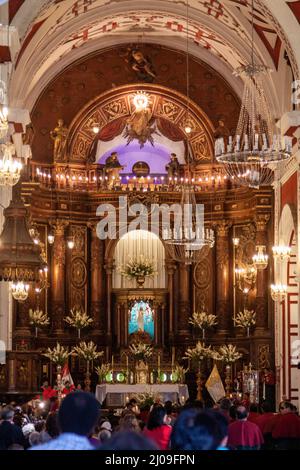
[0, 82, 273, 398]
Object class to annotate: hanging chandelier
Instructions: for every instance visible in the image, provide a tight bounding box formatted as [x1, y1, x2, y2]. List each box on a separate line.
[0, 104, 8, 139]
[10, 281, 30, 302]
[163, 183, 215, 265]
[215, 1, 291, 188]
[252, 245, 268, 270]
[0, 141, 22, 186]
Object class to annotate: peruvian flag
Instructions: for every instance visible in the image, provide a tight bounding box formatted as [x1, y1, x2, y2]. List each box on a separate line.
[61, 363, 74, 391]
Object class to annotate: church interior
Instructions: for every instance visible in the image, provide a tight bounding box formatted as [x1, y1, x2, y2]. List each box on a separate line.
[0, 0, 300, 451]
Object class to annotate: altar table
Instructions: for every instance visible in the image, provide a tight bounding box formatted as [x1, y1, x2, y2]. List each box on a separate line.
[95, 384, 189, 406]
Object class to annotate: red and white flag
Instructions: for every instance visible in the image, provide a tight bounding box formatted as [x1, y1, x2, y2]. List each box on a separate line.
[61, 363, 74, 387]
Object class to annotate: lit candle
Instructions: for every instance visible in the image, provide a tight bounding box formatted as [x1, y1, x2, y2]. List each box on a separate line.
[111, 355, 114, 377]
[158, 352, 160, 371]
[172, 347, 175, 370]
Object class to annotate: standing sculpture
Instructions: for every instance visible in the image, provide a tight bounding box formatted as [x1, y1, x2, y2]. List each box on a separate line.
[165, 153, 180, 178]
[50, 119, 68, 161]
[103, 151, 124, 188]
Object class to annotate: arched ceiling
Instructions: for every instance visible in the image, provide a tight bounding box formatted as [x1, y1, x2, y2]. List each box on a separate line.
[8, 0, 299, 115]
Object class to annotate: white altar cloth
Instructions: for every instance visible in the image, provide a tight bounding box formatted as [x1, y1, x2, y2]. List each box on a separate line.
[95, 384, 189, 405]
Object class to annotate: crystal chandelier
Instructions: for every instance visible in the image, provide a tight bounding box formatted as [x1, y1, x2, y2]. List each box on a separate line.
[252, 245, 268, 270]
[0, 141, 22, 186]
[163, 183, 215, 265]
[272, 245, 291, 261]
[270, 284, 287, 302]
[234, 265, 257, 293]
[215, 1, 291, 188]
[10, 281, 30, 302]
[0, 104, 8, 139]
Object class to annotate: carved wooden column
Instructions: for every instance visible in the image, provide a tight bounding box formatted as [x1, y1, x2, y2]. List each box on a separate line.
[255, 214, 270, 331]
[177, 263, 190, 336]
[89, 223, 104, 337]
[215, 221, 232, 335]
[104, 258, 114, 349]
[166, 260, 176, 342]
[51, 220, 67, 337]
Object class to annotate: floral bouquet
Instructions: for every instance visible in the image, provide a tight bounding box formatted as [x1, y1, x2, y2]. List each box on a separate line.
[44, 343, 71, 367]
[117, 255, 157, 279]
[64, 309, 93, 338]
[95, 363, 111, 383]
[189, 311, 217, 339]
[235, 309, 256, 336]
[171, 365, 188, 383]
[217, 344, 242, 364]
[29, 308, 50, 336]
[129, 342, 153, 362]
[72, 341, 104, 362]
[184, 341, 214, 363]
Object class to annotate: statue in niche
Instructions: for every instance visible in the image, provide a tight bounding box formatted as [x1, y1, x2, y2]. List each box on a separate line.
[50, 119, 68, 161]
[214, 119, 230, 147]
[103, 151, 124, 189]
[165, 152, 180, 178]
[125, 48, 157, 83]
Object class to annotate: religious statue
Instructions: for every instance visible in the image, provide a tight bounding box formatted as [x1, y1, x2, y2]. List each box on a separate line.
[103, 151, 124, 189]
[50, 119, 68, 161]
[214, 119, 230, 147]
[125, 48, 157, 83]
[137, 306, 144, 332]
[165, 152, 180, 178]
[124, 95, 157, 147]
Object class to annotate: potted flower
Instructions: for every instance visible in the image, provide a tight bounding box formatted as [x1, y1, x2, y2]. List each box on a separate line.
[117, 255, 157, 288]
[43, 343, 72, 402]
[235, 309, 256, 337]
[64, 309, 93, 338]
[29, 308, 50, 337]
[184, 341, 214, 400]
[217, 344, 242, 397]
[72, 341, 104, 391]
[95, 363, 112, 384]
[189, 311, 218, 340]
[129, 342, 153, 362]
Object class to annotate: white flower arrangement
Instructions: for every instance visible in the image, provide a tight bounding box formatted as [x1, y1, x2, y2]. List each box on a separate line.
[64, 309, 93, 330]
[189, 311, 218, 331]
[218, 344, 242, 364]
[117, 255, 157, 279]
[184, 341, 213, 362]
[171, 365, 188, 383]
[44, 343, 71, 366]
[29, 308, 50, 327]
[95, 363, 111, 382]
[235, 309, 256, 329]
[72, 341, 104, 362]
[129, 342, 153, 361]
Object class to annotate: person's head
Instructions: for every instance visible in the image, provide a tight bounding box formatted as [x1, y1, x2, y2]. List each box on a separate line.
[132, 50, 144, 63]
[219, 398, 231, 413]
[164, 401, 173, 415]
[229, 405, 237, 421]
[100, 431, 158, 450]
[34, 420, 45, 433]
[28, 431, 40, 447]
[171, 409, 220, 450]
[58, 118, 64, 127]
[58, 391, 100, 436]
[98, 429, 111, 443]
[279, 401, 294, 415]
[236, 406, 249, 421]
[209, 410, 229, 448]
[22, 423, 35, 438]
[119, 413, 140, 432]
[1, 406, 14, 421]
[111, 152, 118, 160]
[147, 405, 167, 430]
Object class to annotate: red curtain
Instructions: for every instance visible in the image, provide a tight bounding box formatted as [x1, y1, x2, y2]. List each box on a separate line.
[156, 117, 185, 142]
[98, 117, 126, 141]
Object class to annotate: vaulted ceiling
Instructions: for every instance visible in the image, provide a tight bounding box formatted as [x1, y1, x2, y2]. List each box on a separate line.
[7, 0, 300, 116]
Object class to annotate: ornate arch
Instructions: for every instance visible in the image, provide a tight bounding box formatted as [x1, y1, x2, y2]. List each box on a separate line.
[67, 84, 215, 164]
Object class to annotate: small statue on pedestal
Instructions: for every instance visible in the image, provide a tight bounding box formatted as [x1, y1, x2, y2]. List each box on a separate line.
[50, 119, 68, 162]
[103, 151, 124, 189]
[165, 153, 180, 178]
[135, 360, 148, 384]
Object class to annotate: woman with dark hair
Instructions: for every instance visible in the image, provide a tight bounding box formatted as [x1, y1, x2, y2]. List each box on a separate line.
[143, 405, 171, 450]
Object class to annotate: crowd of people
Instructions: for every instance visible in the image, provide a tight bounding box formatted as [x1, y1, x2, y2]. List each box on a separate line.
[0, 392, 300, 451]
